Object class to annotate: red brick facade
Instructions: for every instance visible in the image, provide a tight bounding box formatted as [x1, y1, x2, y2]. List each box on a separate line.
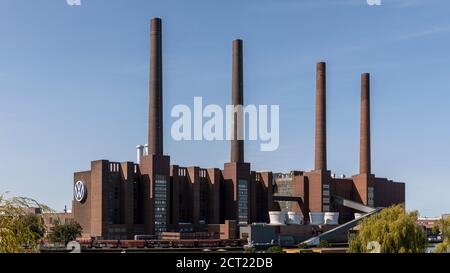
[72, 18, 405, 239]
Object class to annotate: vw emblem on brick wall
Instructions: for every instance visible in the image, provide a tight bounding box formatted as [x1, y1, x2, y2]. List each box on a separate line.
[74, 181, 86, 202]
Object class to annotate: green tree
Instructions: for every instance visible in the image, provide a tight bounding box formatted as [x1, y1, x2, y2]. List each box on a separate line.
[22, 214, 46, 240]
[434, 217, 450, 253]
[318, 240, 331, 248]
[349, 205, 427, 253]
[265, 245, 284, 253]
[0, 193, 51, 253]
[431, 225, 440, 236]
[48, 220, 82, 245]
[244, 247, 257, 253]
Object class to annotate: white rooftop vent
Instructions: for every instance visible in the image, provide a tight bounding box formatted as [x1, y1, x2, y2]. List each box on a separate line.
[309, 212, 325, 225]
[269, 211, 286, 225]
[136, 145, 144, 164]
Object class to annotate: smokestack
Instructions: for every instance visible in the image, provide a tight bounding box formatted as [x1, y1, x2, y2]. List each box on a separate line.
[360, 73, 371, 174]
[315, 62, 327, 171]
[148, 17, 163, 155]
[230, 39, 244, 163]
[136, 145, 144, 164]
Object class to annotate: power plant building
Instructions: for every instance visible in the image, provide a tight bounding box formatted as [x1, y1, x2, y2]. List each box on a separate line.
[72, 18, 405, 240]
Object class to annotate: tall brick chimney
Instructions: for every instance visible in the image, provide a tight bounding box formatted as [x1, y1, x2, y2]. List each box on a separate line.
[231, 39, 244, 163]
[148, 17, 163, 156]
[315, 62, 327, 171]
[360, 73, 371, 174]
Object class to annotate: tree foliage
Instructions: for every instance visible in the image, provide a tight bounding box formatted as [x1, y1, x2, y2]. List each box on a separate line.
[48, 219, 82, 245]
[0, 193, 51, 253]
[349, 205, 427, 253]
[22, 214, 46, 239]
[265, 245, 284, 253]
[318, 240, 331, 248]
[297, 242, 309, 249]
[434, 217, 450, 253]
[244, 247, 257, 253]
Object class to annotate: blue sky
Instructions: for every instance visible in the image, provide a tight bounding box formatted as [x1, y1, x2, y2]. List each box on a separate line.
[0, 0, 448, 216]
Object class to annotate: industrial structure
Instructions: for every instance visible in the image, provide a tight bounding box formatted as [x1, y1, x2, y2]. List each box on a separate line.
[72, 18, 405, 241]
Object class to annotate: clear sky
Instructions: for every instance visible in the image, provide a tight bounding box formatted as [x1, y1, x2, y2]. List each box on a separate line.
[0, 0, 448, 216]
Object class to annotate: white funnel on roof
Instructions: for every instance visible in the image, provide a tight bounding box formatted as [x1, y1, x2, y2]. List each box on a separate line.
[309, 212, 325, 225]
[136, 145, 144, 164]
[269, 211, 286, 225]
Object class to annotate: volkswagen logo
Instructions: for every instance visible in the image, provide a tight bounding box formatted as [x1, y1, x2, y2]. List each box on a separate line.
[74, 181, 86, 202]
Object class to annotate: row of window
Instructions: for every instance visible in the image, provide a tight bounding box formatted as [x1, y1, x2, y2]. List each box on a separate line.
[155, 200, 166, 205]
[238, 180, 249, 225]
[178, 168, 187, 177]
[199, 169, 207, 178]
[368, 187, 375, 207]
[154, 175, 168, 233]
[109, 163, 121, 173]
[177, 168, 208, 178]
[108, 227, 126, 233]
[323, 184, 330, 212]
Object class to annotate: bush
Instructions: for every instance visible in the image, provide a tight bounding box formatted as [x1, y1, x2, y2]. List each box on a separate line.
[265, 245, 284, 253]
[434, 240, 449, 253]
[244, 247, 257, 253]
[297, 242, 309, 249]
[435, 218, 450, 253]
[318, 240, 331, 248]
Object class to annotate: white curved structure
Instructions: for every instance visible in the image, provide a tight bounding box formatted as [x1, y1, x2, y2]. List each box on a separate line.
[286, 212, 302, 225]
[269, 211, 286, 225]
[354, 213, 365, 219]
[324, 212, 339, 225]
[136, 145, 144, 164]
[309, 212, 325, 225]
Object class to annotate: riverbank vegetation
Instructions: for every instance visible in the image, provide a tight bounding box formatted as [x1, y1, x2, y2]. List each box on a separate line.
[0, 193, 51, 253]
[349, 205, 427, 253]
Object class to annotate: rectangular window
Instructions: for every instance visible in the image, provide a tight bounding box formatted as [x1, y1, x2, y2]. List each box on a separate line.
[367, 187, 375, 207]
[238, 180, 249, 225]
[154, 175, 168, 234]
[322, 184, 331, 212]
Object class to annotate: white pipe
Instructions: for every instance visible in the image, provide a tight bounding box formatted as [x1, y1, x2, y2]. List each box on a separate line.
[136, 145, 144, 164]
